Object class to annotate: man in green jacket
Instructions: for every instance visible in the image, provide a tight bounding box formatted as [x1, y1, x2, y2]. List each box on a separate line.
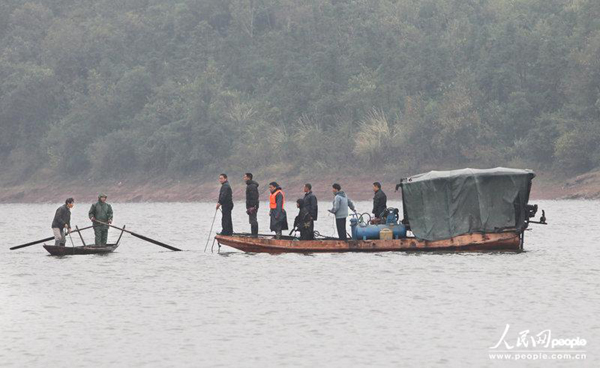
[89, 193, 113, 246]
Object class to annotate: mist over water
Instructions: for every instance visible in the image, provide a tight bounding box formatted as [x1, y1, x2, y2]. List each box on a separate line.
[1, 200, 598, 367]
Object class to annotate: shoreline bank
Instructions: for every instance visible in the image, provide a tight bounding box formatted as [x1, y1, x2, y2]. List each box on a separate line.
[1, 170, 599, 203]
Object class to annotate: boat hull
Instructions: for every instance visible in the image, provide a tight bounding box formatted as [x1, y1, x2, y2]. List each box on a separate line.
[43, 244, 119, 256]
[215, 232, 521, 253]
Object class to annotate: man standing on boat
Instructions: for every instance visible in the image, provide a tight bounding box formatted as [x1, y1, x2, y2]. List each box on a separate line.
[372, 182, 387, 221]
[89, 193, 113, 246]
[216, 173, 234, 236]
[303, 183, 317, 239]
[303, 183, 318, 220]
[329, 183, 356, 240]
[269, 182, 288, 239]
[52, 198, 74, 246]
[244, 173, 259, 237]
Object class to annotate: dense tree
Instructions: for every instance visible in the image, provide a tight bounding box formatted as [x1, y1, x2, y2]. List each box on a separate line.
[1, 0, 599, 183]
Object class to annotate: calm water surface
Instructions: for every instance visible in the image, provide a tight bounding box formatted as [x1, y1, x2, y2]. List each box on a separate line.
[0, 200, 598, 367]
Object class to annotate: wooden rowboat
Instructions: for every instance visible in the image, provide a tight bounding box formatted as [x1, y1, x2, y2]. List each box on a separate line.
[43, 225, 126, 256]
[43, 243, 119, 256]
[215, 231, 521, 254]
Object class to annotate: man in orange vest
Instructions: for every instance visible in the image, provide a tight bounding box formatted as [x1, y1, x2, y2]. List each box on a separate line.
[269, 182, 288, 239]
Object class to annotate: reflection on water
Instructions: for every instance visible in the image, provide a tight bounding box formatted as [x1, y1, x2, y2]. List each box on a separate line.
[0, 200, 598, 367]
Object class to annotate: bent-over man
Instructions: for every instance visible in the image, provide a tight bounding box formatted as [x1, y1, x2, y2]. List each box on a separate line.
[293, 198, 314, 240]
[52, 198, 74, 246]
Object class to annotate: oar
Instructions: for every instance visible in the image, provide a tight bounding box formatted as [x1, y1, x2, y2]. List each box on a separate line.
[92, 220, 181, 251]
[10, 225, 94, 250]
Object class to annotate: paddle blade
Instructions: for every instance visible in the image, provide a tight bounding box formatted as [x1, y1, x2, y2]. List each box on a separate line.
[10, 236, 55, 250]
[130, 232, 181, 251]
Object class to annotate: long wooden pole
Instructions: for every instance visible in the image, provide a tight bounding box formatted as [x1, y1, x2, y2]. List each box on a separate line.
[92, 220, 181, 251]
[10, 225, 94, 250]
[204, 209, 218, 252]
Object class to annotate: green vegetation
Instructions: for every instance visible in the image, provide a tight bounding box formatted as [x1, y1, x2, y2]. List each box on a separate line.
[1, 0, 599, 184]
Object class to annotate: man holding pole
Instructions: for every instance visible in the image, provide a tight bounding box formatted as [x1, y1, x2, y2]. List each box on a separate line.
[216, 173, 234, 236]
[89, 193, 113, 246]
[52, 198, 74, 246]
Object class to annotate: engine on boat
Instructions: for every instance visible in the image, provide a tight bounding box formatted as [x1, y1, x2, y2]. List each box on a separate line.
[350, 208, 407, 240]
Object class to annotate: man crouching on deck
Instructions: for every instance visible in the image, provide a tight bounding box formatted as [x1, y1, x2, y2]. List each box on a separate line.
[89, 193, 113, 246]
[52, 198, 74, 246]
[293, 198, 314, 240]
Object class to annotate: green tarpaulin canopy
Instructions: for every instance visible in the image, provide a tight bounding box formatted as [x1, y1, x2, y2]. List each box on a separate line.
[400, 168, 535, 241]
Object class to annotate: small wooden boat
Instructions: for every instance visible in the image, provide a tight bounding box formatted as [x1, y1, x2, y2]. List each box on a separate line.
[43, 224, 126, 256]
[215, 231, 521, 253]
[43, 243, 119, 256]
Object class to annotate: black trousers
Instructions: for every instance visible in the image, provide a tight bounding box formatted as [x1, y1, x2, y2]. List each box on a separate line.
[307, 220, 315, 240]
[300, 220, 314, 240]
[336, 218, 347, 240]
[248, 208, 258, 235]
[221, 205, 233, 235]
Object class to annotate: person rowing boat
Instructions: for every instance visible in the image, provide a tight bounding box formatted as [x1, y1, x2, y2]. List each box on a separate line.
[89, 193, 113, 246]
[51, 198, 74, 247]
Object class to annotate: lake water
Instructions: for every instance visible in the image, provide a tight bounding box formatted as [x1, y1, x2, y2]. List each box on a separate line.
[0, 200, 598, 367]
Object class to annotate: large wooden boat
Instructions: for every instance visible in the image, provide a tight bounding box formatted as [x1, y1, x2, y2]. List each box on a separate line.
[43, 243, 119, 256]
[215, 231, 521, 253]
[215, 168, 546, 254]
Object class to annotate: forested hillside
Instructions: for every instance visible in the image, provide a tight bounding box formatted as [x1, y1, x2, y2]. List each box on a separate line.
[1, 0, 599, 184]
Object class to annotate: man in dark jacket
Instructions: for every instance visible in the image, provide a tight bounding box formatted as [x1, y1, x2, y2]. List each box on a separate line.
[89, 193, 113, 246]
[303, 183, 318, 221]
[52, 198, 74, 246]
[372, 182, 387, 220]
[303, 183, 318, 239]
[269, 182, 288, 239]
[216, 173, 234, 235]
[293, 198, 314, 240]
[244, 173, 259, 237]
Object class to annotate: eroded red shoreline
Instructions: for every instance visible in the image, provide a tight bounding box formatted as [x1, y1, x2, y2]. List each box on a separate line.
[1, 170, 598, 203]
